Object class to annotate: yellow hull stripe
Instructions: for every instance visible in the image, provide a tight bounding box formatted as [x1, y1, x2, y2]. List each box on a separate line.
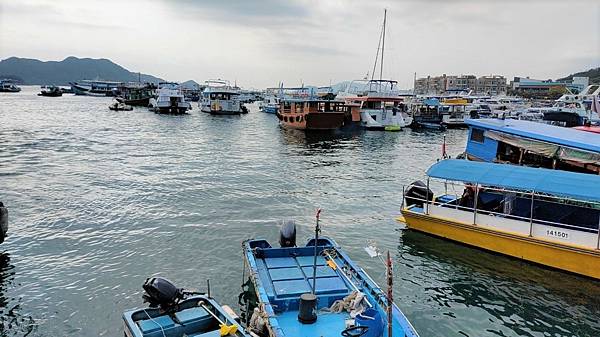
[399, 210, 600, 279]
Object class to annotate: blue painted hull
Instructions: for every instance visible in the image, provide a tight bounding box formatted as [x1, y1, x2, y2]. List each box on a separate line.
[242, 237, 420, 337]
[123, 295, 250, 337]
[263, 106, 278, 114]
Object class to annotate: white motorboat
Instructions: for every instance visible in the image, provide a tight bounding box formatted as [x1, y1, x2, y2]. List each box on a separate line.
[0, 80, 21, 93]
[336, 10, 411, 131]
[526, 84, 600, 126]
[337, 79, 412, 130]
[199, 79, 245, 115]
[148, 82, 191, 114]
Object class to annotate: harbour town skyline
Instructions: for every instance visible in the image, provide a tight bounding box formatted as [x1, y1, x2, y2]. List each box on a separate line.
[1, 0, 598, 88]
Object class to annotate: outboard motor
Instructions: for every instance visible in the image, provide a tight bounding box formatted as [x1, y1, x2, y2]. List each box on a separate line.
[279, 220, 297, 248]
[404, 181, 433, 208]
[0, 202, 7, 244]
[142, 277, 183, 309]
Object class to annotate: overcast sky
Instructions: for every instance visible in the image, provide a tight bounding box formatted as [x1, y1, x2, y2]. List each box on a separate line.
[1, 0, 598, 88]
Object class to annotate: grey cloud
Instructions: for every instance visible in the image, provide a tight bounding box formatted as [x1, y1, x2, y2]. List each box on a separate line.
[160, 0, 311, 26]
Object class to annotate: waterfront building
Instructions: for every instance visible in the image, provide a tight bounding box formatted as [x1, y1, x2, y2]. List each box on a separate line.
[414, 74, 507, 95]
[509, 76, 589, 98]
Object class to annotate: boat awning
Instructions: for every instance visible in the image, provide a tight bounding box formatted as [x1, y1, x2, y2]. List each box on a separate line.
[466, 119, 600, 153]
[427, 159, 600, 202]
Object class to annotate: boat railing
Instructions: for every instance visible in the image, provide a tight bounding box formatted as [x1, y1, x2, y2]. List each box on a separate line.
[402, 181, 600, 249]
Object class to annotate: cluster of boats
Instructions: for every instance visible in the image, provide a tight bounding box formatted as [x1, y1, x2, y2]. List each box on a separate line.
[120, 117, 600, 337]
[255, 83, 600, 132]
[27, 79, 254, 115]
[399, 118, 600, 280]
[123, 220, 420, 337]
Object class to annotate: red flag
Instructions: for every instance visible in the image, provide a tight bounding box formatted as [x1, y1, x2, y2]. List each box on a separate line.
[442, 135, 447, 159]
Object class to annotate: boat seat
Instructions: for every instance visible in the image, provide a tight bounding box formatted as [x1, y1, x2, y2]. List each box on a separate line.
[174, 307, 214, 334]
[268, 267, 304, 281]
[137, 315, 181, 337]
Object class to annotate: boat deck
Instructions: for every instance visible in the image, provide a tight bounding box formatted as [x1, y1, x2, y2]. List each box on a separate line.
[255, 251, 351, 305]
[275, 311, 348, 337]
[247, 241, 419, 337]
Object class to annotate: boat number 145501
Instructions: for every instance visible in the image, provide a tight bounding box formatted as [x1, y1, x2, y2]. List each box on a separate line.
[546, 230, 569, 239]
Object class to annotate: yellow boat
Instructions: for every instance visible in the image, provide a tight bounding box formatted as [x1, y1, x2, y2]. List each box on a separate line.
[398, 159, 600, 279]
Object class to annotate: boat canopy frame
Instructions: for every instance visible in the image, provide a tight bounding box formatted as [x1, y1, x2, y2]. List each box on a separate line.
[427, 159, 600, 203]
[402, 160, 600, 248]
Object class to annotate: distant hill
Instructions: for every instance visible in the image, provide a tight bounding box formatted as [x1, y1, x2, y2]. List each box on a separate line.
[180, 80, 203, 90]
[558, 67, 600, 84]
[0, 56, 163, 85]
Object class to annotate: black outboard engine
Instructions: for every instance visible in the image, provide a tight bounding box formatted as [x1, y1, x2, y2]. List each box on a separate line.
[404, 181, 433, 208]
[279, 220, 297, 248]
[0, 202, 7, 244]
[142, 277, 183, 309]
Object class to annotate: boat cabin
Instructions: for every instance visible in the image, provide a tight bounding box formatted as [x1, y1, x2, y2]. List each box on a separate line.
[279, 99, 360, 123]
[465, 119, 600, 174]
[206, 91, 240, 101]
[401, 159, 600, 278]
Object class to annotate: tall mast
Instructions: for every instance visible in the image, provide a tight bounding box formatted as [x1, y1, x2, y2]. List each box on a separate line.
[380, 9, 386, 83]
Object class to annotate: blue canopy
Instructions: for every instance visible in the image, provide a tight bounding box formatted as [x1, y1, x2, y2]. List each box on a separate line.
[424, 98, 440, 106]
[427, 159, 600, 202]
[466, 119, 600, 153]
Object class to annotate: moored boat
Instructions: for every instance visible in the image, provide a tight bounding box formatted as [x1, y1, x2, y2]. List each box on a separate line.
[123, 277, 250, 337]
[38, 85, 62, 97]
[338, 80, 412, 130]
[276, 99, 360, 131]
[70, 80, 121, 96]
[117, 84, 156, 106]
[464, 118, 600, 174]
[200, 80, 245, 115]
[149, 82, 191, 114]
[439, 98, 468, 128]
[241, 221, 420, 337]
[399, 159, 600, 279]
[109, 101, 133, 111]
[408, 98, 445, 129]
[0, 80, 21, 93]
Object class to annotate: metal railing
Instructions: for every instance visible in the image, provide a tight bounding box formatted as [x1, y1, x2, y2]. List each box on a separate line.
[401, 179, 600, 250]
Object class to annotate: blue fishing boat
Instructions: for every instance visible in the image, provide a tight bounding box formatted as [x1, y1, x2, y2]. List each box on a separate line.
[262, 104, 279, 114]
[123, 277, 250, 337]
[241, 219, 420, 337]
[464, 119, 600, 174]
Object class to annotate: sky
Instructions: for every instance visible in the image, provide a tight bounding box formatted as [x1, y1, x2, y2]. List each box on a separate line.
[0, 0, 599, 88]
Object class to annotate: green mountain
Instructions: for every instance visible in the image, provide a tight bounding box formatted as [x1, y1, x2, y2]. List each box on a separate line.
[0, 56, 163, 85]
[558, 67, 600, 84]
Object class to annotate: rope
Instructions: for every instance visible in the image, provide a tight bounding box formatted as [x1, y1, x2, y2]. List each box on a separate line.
[142, 308, 167, 337]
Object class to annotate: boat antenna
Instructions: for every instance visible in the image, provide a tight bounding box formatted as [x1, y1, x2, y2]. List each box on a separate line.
[380, 8, 387, 84]
[387, 250, 393, 337]
[413, 72, 417, 96]
[311, 208, 322, 295]
[370, 10, 385, 86]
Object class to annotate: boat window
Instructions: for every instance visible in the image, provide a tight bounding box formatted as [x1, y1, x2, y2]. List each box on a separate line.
[470, 128, 485, 143]
[296, 116, 301, 122]
[371, 115, 377, 121]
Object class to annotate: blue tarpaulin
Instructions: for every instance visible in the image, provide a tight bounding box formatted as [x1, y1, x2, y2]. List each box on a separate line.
[427, 159, 600, 202]
[466, 119, 600, 153]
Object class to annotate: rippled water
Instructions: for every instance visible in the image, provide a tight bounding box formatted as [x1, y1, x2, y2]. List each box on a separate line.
[0, 87, 599, 337]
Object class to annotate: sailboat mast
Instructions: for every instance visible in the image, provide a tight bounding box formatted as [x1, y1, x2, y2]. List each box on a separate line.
[380, 9, 386, 83]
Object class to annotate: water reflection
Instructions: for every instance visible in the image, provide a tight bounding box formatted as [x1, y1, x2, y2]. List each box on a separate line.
[0, 253, 36, 336]
[399, 230, 600, 337]
[278, 126, 364, 149]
